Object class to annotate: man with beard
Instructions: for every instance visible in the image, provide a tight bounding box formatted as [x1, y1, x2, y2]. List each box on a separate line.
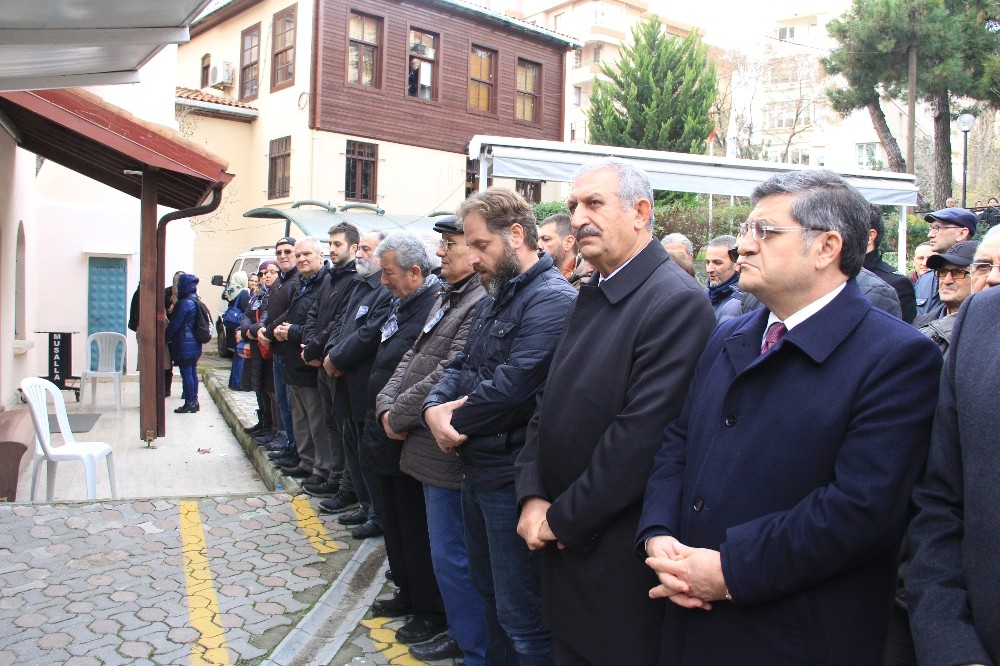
[424, 189, 577, 664]
[321, 231, 392, 539]
[515, 159, 716, 664]
[294, 223, 362, 498]
[538, 214, 576, 278]
[704, 234, 742, 323]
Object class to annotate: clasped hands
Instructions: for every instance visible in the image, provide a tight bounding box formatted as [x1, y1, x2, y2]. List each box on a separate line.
[424, 397, 469, 452]
[645, 535, 729, 610]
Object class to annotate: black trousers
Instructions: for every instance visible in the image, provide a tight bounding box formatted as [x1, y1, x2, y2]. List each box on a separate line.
[379, 472, 445, 620]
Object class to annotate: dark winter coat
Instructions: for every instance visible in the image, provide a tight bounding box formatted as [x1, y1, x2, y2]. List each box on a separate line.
[301, 261, 361, 363]
[741, 267, 902, 319]
[865, 251, 917, 323]
[280, 266, 330, 387]
[164, 273, 203, 365]
[362, 275, 441, 475]
[240, 286, 273, 394]
[515, 241, 716, 665]
[256, 266, 298, 354]
[423, 254, 577, 490]
[637, 279, 941, 665]
[377, 274, 486, 489]
[326, 271, 393, 422]
[907, 287, 1000, 665]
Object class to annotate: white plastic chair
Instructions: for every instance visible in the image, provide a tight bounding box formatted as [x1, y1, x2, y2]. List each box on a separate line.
[20, 377, 117, 502]
[81, 332, 126, 411]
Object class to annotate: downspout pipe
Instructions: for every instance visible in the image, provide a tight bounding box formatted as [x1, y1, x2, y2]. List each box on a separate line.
[152, 186, 225, 437]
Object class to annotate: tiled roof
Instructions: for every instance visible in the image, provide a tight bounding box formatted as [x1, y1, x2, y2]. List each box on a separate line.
[175, 87, 257, 111]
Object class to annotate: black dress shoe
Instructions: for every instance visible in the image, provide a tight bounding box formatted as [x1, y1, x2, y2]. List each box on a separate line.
[267, 449, 297, 461]
[318, 491, 359, 514]
[396, 617, 447, 644]
[261, 440, 290, 452]
[281, 466, 310, 479]
[370, 595, 412, 618]
[303, 480, 340, 498]
[174, 401, 200, 413]
[384, 569, 394, 582]
[351, 518, 383, 539]
[244, 422, 268, 435]
[337, 508, 367, 525]
[408, 632, 462, 660]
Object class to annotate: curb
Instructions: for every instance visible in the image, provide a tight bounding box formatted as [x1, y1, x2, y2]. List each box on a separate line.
[202, 369, 302, 494]
[261, 538, 388, 666]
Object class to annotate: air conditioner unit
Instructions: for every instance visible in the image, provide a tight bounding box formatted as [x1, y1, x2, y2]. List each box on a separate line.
[209, 61, 234, 88]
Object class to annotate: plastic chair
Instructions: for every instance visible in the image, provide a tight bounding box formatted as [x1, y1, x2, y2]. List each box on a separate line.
[19, 377, 117, 502]
[81, 332, 126, 411]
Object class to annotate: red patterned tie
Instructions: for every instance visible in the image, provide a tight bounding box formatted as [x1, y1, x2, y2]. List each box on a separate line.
[760, 321, 787, 355]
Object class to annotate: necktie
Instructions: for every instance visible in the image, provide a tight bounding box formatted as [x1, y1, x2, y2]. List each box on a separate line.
[760, 321, 787, 355]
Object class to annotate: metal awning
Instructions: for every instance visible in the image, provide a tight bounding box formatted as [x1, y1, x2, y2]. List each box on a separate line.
[0, 88, 232, 209]
[0, 0, 213, 91]
[469, 136, 920, 206]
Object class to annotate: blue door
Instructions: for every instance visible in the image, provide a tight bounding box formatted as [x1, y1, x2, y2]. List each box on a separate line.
[87, 257, 127, 368]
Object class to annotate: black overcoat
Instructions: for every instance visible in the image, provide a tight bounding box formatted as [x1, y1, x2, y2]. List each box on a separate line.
[515, 240, 716, 664]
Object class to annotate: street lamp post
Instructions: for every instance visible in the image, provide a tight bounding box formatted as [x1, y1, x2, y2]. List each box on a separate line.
[957, 113, 976, 208]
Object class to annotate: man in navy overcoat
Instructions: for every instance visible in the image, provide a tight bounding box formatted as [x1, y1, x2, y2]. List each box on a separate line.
[637, 170, 942, 665]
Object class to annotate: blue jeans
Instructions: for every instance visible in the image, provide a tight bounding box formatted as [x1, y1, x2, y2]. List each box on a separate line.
[425, 484, 488, 666]
[271, 354, 296, 449]
[462, 480, 552, 666]
[178, 363, 198, 404]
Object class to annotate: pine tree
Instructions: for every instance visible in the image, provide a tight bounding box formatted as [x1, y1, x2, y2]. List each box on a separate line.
[588, 17, 716, 156]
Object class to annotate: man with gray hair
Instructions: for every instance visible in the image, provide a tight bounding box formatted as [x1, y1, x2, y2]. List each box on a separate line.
[363, 233, 446, 644]
[662, 232, 696, 277]
[638, 169, 942, 663]
[516, 158, 715, 664]
[704, 234, 742, 323]
[271, 238, 332, 482]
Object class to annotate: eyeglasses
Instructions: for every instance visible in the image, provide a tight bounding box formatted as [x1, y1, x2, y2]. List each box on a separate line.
[928, 224, 963, 233]
[276, 249, 294, 256]
[738, 221, 824, 241]
[438, 239, 457, 251]
[935, 267, 971, 280]
[970, 262, 1000, 276]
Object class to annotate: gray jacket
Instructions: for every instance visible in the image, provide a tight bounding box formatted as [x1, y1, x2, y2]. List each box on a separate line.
[376, 274, 487, 489]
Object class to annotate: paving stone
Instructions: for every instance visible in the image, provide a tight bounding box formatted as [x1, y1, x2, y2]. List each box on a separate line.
[14, 613, 47, 628]
[37, 631, 73, 649]
[117, 641, 153, 659]
[63, 657, 101, 666]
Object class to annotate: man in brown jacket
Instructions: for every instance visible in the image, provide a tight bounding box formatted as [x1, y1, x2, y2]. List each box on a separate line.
[376, 216, 488, 664]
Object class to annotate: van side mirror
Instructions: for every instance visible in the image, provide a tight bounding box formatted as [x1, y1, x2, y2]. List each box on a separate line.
[211, 275, 224, 287]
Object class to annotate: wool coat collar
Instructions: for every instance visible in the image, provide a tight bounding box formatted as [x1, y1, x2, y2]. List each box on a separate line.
[723, 277, 871, 374]
[586, 238, 667, 305]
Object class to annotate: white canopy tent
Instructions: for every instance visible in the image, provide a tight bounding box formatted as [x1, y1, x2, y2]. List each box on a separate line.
[468, 135, 918, 271]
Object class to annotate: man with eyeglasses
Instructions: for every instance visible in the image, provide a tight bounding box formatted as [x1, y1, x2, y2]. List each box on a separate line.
[913, 242, 978, 345]
[970, 225, 1000, 294]
[637, 169, 942, 664]
[253, 237, 299, 455]
[915, 208, 978, 316]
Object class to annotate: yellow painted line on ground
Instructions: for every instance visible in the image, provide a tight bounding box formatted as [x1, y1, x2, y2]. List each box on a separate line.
[179, 500, 231, 666]
[360, 617, 427, 665]
[291, 495, 339, 554]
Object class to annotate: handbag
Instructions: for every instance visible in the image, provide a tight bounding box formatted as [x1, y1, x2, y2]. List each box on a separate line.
[223, 303, 243, 328]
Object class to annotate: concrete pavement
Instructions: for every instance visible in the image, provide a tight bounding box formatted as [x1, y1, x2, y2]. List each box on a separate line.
[3, 359, 462, 665]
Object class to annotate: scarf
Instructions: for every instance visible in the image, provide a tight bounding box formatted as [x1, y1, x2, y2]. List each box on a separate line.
[707, 272, 740, 305]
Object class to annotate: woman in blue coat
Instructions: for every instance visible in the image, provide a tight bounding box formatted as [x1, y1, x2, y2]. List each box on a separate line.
[166, 273, 204, 413]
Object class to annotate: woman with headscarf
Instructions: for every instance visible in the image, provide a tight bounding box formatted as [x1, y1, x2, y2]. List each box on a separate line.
[223, 270, 250, 354]
[165, 273, 204, 413]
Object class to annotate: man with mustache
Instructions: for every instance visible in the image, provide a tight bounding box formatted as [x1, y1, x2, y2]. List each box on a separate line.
[423, 188, 577, 664]
[515, 159, 715, 664]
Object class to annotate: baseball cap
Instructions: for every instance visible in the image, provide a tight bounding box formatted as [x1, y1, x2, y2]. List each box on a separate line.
[926, 240, 979, 269]
[432, 215, 462, 235]
[275, 236, 296, 249]
[924, 208, 978, 234]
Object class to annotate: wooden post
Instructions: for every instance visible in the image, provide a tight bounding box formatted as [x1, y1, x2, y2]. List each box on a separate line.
[138, 169, 161, 445]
